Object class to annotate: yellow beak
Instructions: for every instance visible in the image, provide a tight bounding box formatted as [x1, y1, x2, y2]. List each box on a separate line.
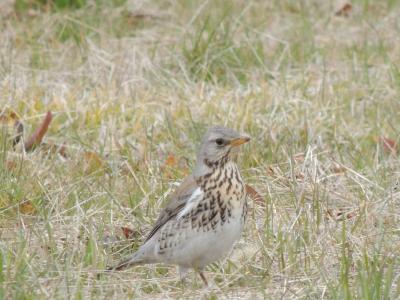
[230, 136, 250, 147]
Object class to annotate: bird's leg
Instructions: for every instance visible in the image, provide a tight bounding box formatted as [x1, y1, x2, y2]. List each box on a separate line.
[197, 270, 208, 287]
[178, 266, 189, 286]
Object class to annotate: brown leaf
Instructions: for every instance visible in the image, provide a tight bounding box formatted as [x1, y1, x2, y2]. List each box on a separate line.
[246, 184, 265, 207]
[162, 154, 189, 179]
[41, 142, 69, 158]
[0, 109, 24, 147]
[331, 162, 347, 174]
[25, 111, 52, 151]
[293, 152, 305, 163]
[83, 151, 105, 174]
[121, 227, 141, 240]
[335, 3, 352, 17]
[380, 136, 397, 155]
[6, 160, 18, 171]
[165, 153, 178, 167]
[19, 200, 36, 215]
[127, 12, 160, 20]
[266, 166, 275, 176]
[326, 208, 357, 221]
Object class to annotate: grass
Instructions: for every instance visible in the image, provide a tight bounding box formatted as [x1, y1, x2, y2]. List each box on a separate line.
[1, 0, 400, 298]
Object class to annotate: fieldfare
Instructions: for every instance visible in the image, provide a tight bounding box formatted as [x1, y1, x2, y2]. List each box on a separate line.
[107, 126, 250, 285]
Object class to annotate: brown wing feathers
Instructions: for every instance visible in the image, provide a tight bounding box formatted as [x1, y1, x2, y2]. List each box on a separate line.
[144, 175, 198, 242]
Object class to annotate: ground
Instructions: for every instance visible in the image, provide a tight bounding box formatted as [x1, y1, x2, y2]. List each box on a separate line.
[1, 0, 400, 299]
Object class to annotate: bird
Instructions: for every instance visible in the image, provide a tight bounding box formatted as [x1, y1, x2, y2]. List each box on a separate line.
[107, 126, 250, 285]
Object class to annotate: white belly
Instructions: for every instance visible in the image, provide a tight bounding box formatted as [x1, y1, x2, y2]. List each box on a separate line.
[156, 205, 245, 268]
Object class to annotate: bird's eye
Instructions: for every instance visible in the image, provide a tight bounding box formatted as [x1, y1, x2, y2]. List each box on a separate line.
[215, 138, 224, 146]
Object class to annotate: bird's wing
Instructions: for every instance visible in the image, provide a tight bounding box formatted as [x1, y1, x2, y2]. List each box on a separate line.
[144, 175, 199, 242]
[176, 187, 203, 219]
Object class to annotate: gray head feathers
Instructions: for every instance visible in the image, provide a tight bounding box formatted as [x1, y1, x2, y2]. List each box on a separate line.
[193, 126, 250, 177]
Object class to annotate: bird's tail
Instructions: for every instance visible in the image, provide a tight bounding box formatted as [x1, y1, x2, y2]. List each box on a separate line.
[106, 250, 148, 271]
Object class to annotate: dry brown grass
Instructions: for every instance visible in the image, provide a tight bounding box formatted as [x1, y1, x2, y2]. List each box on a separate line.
[1, 0, 400, 298]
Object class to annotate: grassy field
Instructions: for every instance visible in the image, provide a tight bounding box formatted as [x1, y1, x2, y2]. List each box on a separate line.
[1, 0, 400, 298]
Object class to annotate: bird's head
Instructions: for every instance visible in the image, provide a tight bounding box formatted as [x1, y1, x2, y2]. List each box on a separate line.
[194, 126, 250, 176]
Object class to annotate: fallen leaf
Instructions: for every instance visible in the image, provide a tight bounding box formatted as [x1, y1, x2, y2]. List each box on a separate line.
[246, 184, 265, 207]
[293, 152, 305, 163]
[266, 166, 275, 176]
[0, 109, 24, 147]
[83, 151, 105, 174]
[41, 142, 68, 158]
[6, 160, 18, 171]
[25, 111, 52, 151]
[162, 153, 189, 178]
[335, 3, 352, 17]
[380, 136, 397, 155]
[127, 12, 160, 20]
[19, 200, 36, 215]
[346, 211, 357, 219]
[326, 208, 357, 221]
[165, 153, 177, 167]
[331, 162, 347, 174]
[121, 227, 141, 240]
